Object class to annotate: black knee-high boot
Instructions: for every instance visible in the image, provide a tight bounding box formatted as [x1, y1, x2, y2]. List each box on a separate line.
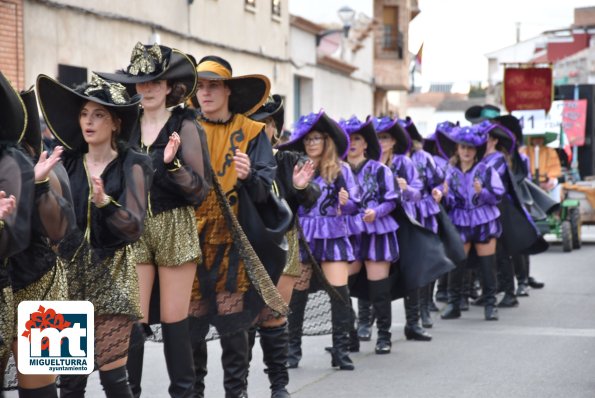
[419, 284, 433, 328]
[190, 316, 209, 398]
[369, 278, 392, 354]
[286, 289, 308, 369]
[435, 274, 448, 303]
[441, 265, 464, 320]
[18, 383, 58, 398]
[403, 289, 431, 341]
[356, 298, 373, 341]
[460, 269, 471, 310]
[59, 375, 88, 398]
[99, 366, 133, 398]
[478, 255, 499, 321]
[220, 328, 249, 398]
[330, 285, 354, 370]
[427, 281, 439, 311]
[126, 322, 148, 398]
[514, 254, 530, 296]
[259, 323, 291, 398]
[243, 326, 257, 396]
[325, 298, 358, 354]
[347, 300, 359, 353]
[162, 318, 196, 397]
[496, 242, 518, 308]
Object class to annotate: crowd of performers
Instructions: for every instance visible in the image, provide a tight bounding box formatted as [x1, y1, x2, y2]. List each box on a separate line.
[0, 42, 557, 398]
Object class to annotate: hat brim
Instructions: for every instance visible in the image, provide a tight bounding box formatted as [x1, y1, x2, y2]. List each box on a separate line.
[524, 132, 558, 146]
[0, 71, 27, 143]
[251, 96, 284, 133]
[465, 105, 501, 124]
[464, 105, 485, 124]
[487, 125, 516, 154]
[376, 120, 410, 155]
[493, 115, 522, 143]
[437, 131, 486, 160]
[346, 119, 381, 161]
[194, 73, 270, 116]
[19, 86, 43, 158]
[95, 49, 198, 107]
[402, 118, 422, 142]
[279, 112, 348, 157]
[37, 74, 141, 151]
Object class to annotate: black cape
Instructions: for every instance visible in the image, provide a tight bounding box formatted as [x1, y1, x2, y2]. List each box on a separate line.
[350, 205, 455, 301]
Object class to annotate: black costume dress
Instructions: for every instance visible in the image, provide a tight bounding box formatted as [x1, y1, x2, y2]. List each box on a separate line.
[0, 145, 35, 389]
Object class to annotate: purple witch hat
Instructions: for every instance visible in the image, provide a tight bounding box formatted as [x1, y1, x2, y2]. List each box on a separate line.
[338, 115, 381, 161]
[477, 120, 516, 154]
[372, 116, 410, 155]
[397, 116, 423, 142]
[423, 121, 457, 158]
[278, 109, 349, 158]
[437, 124, 488, 160]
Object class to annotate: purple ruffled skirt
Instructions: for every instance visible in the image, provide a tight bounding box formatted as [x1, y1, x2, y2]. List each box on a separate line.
[353, 232, 399, 262]
[456, 219, 502, 243]
[299, 215, 360, 262]
[417, 194, 440, 234]
[449, 204, 502, 243]
[300, 237, 356, 262]
[350, 215, 399, 262]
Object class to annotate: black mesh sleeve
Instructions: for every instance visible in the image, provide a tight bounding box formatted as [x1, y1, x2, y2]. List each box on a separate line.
[99, 151, 153, 243]
[164, 119, 211, 206]
[0, 148, 34, 257]
[34, 163, 77, 244]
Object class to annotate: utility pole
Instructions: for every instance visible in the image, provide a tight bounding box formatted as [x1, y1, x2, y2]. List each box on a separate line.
[516, 22, 521, 43]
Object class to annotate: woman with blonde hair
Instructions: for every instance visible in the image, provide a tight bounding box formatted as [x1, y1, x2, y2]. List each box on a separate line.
[279, 110, 360, 370]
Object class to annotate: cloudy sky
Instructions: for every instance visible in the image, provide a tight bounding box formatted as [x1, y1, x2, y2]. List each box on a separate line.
[289, 0, 595, 85]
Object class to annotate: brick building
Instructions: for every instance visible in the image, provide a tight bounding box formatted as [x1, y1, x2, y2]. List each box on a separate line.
[0, 0, 24, 89]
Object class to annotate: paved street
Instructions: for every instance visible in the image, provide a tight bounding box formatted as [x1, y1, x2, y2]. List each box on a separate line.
[7, 241, 595, 397]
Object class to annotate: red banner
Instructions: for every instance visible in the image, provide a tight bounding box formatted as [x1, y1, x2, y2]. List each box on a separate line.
[562, 99, 587, 146]
[503, 67, 553, 113]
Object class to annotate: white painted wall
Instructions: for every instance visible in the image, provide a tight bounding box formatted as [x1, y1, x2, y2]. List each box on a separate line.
[23, 0, 291, 94]
[406, 107, 466, 138]
[288, 19, 374, 128]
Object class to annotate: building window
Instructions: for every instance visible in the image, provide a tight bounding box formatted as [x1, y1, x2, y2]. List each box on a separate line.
[272, 0, 281, 17]
[382, 5, 403, 58]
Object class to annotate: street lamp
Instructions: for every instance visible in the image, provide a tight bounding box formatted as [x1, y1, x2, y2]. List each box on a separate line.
[315, 5, 356, 46]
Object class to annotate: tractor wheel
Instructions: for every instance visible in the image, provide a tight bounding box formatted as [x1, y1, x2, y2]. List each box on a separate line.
[569, 207, 582, 249]
[561, 220, 573, 252]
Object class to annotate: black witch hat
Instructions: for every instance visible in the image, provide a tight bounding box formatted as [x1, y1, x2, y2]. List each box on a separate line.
[37, 74, 142, 151]
[0, 71, 27, 143]
[95, 42, 197, 107]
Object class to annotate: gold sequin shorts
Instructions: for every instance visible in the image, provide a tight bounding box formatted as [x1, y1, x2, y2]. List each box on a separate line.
[191, 242, 250, 301]
[0, 286, 14, 359]
[282, 226, 301, 277]
[12, 262, 69, 328]
[132, 206, 201, 267]
[65, 245, 142, 319]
